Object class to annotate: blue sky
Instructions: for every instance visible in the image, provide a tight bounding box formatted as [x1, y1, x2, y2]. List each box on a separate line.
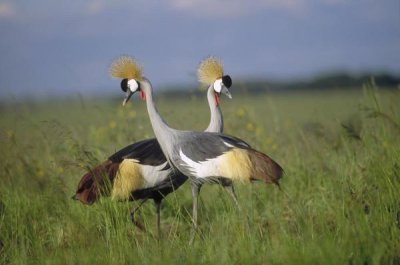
[0, 0, 399, 99]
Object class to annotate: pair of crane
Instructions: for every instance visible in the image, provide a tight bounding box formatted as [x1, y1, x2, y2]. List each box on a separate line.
[73, 56, 283, 238]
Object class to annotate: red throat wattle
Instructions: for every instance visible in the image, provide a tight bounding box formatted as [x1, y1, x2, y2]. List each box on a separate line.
[139, 90, 146, 101]
[214, 93, 220, 106]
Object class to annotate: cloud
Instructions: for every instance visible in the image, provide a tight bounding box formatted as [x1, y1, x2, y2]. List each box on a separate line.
[169, 0, 351, 18]
[86, 0, 107, 15]
[0, 2, 16, 19]
[170, 0, 305, 17]
[322, 0, 347, 5]
[258, 0, 304, 10]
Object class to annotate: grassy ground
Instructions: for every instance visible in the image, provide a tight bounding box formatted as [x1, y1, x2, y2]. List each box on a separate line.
[0, 83, 399, 264]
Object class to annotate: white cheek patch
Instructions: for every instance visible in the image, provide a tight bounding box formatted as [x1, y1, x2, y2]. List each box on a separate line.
[213, 79, 223, 93]
[127, 79, 139, 92]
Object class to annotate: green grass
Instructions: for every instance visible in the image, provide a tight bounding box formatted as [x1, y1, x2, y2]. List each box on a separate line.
[1, 83, 400, 264]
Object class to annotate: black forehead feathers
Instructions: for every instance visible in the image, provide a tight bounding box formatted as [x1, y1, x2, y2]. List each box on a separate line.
[120, 79, 128, 92]
[222, 75, 232, 88]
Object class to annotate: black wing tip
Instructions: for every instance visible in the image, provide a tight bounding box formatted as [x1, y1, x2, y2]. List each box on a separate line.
[108, 138, 167, 166]
[220, 134, 251, 149]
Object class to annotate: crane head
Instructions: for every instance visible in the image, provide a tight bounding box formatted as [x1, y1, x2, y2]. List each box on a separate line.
[120, 78, 142, 106]
[213, 75, 232, 99]
[109, 55, 144, 105]
[197, 56, 233, 99]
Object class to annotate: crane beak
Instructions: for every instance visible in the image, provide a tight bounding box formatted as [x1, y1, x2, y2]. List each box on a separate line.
[122, 90, 134, 106]
[221, 86, 232, 99]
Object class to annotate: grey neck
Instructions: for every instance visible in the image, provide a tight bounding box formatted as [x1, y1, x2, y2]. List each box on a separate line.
[140, 79, 224, 166]
[140, 78, 176, 158]
[205, 85, 224, 133]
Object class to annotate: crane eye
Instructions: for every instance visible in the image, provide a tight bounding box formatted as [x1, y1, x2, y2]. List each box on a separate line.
[120, 79, 129, 92]
[222, 75, 232, 88]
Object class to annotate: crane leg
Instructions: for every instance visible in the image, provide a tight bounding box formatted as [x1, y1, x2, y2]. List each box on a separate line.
[221, 180, 250, 230]
[154, 199, 162, 240]
[190, 182, 202, 243]
[223, 184, 241, 212]
[219, 179, 241, 211]
[130, 198, 148, 231]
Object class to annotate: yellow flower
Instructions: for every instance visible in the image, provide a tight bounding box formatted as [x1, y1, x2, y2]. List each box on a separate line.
[6, 130, 14, 139]
[272, 144, 278, 151]
[236, 108, 246, 118]
[109, 121, 117, 129]
[246, 122, 254, 131]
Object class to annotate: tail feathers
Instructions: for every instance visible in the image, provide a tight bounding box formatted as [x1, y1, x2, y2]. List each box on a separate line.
[248, 150, 283, 185]
[74, 160, 119, 204]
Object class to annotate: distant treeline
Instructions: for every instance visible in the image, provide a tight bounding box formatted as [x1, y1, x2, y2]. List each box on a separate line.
[160, 72, 400, 97]
[244, 72, 400, 92]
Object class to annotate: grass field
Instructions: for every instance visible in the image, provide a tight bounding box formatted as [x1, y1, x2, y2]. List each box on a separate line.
[1, 82, 399, 264]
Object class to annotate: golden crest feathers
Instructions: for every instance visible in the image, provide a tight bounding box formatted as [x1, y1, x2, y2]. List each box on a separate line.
[109, 55, 143, 80]
[197, 56, 224, 85]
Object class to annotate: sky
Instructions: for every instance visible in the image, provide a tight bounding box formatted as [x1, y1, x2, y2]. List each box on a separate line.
[0, 0, 399, 99]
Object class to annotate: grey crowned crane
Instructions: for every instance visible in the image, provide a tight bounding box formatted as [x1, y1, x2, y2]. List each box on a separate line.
[73, 56, 233, 235]
[120, 57, 284, 234]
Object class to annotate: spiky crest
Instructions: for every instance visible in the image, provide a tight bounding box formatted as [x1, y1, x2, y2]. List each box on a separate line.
[197, 56, 224, 86]
[109, 55, 143, 80]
